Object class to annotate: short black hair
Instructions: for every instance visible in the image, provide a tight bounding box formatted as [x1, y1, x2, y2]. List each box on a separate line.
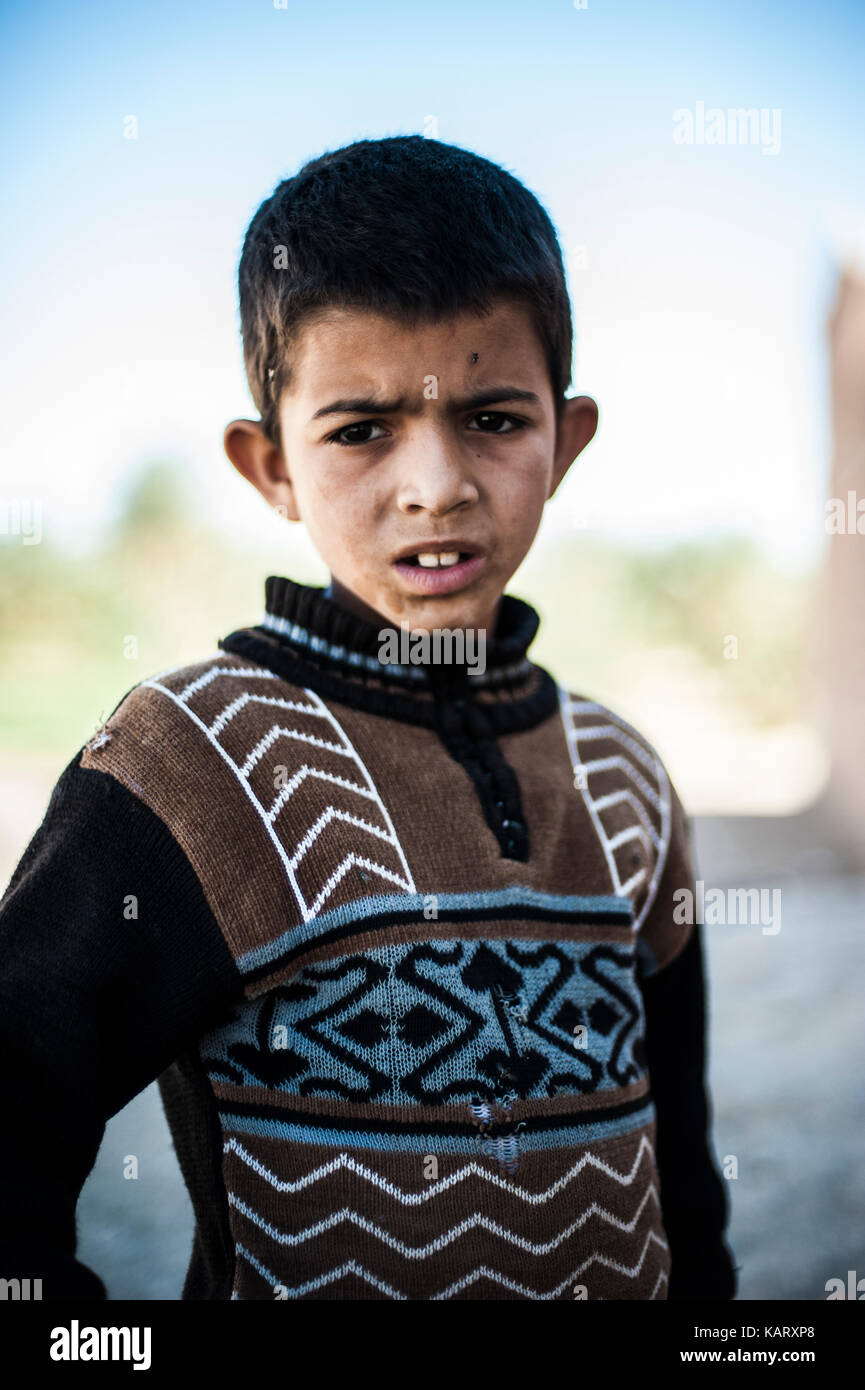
[238, 135, 574, 447]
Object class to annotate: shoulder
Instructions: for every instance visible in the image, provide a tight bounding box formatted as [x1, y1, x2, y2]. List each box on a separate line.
[73, 647, 352, 971]
[76, 647, 312, 817]
[81, 648, 300, 759]
[555, 686, 690, 943]
[556, 687, 670, 786]
[555, 685, 677, 822]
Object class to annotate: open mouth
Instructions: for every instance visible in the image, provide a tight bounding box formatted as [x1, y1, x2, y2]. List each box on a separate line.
[398, 551, 473, 568]
[392, 549, 487, 593]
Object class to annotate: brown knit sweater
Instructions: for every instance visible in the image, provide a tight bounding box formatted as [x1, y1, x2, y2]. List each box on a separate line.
[0, 576, 735, 1300]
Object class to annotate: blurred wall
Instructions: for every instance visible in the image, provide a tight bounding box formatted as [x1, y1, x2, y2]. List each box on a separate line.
[817, 268, 865, 865]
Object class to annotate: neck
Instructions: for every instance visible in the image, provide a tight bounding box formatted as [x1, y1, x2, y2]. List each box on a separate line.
[326, 575, 502, 644]
[216, 573, 558, 733]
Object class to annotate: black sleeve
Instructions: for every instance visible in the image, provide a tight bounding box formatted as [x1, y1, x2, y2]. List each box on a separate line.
[0, 753, 243, 1300]
[640, 921, 738, 1299]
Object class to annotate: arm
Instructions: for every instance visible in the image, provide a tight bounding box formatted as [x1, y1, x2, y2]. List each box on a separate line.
[637, 804, 738, 1300]
[0, 752, 242, 1299]
[640, 917, 737, 1299]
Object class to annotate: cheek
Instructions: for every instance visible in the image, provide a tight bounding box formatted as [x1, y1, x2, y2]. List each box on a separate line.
[296, 464, 377, 553]
[296, 460, 350, 518]
[492, 447, 551, 509]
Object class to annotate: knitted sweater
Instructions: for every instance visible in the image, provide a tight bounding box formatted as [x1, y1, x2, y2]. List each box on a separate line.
[0, 576, 735, 1301]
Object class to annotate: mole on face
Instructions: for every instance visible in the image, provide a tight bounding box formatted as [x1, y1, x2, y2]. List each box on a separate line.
[471, 352, 479, 364]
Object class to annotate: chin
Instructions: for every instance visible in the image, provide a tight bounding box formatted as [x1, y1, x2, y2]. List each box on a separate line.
[415, 597, 490, 628]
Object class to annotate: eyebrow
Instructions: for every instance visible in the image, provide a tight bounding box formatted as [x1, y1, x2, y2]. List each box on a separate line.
[310, 386, 542, 422]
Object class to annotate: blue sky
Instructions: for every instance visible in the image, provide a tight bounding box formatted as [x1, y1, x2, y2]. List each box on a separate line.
[2, 0, 864, 571]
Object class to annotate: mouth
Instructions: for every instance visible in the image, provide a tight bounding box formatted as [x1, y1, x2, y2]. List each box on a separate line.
[391, 543, 487, 595]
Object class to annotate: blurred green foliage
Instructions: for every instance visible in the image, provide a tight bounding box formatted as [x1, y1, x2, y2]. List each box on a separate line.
[0, 462, 812, 759]
[527, 532, 811, 729]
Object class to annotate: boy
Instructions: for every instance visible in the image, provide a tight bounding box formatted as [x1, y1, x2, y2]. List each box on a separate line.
[0, 135, 736, 1301]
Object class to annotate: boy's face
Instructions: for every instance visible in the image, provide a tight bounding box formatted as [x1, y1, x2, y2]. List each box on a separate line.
[224, 296, 597, 638]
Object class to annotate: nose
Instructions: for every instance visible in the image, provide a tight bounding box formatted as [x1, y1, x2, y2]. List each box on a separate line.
[395, 422, 479, 514]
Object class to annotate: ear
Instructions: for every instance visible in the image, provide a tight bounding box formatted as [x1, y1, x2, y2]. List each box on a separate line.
[549, 395, 599, 498]
[223, 418, 301, 521]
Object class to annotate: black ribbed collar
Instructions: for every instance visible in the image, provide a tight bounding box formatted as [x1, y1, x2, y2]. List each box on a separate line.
[217, 575, 559, 732]
[262, 574, 538, 683]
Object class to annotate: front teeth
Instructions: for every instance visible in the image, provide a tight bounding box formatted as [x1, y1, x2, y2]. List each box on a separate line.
[416, 552, 461, 568]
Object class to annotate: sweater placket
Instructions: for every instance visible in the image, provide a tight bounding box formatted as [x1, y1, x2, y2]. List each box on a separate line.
[219, 576, 556, 864]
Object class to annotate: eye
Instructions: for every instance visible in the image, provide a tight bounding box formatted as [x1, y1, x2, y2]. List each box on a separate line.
[467, 412, 526, 434]
[325, 420, 388, 447]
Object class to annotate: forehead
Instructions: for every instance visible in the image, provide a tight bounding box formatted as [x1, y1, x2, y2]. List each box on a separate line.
[286, 297, 549, 403]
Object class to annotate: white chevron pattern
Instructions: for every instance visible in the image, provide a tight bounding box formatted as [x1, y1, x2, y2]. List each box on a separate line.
[142, 659, 416, 922]
[558, 691, 672, 933]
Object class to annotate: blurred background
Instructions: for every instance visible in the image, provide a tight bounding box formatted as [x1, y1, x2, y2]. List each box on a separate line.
[2, 0, 864, 1299]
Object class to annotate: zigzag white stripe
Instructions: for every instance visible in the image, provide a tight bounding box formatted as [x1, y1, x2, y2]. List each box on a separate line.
[431, 1230, 669, 1299]
[234, 1245, 407, 1300]
[222, 1134, 657, 1204]
[232, 1231, 668, 1300]
[227, 1182, 660, 1257]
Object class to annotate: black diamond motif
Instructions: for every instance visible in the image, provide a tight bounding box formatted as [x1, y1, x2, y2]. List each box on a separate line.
[398, 1004, 450, 1048]
[335, 1009, 388, 1048]
[552, 1000, 585, 1034]
[588, 998, 620, 1036]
